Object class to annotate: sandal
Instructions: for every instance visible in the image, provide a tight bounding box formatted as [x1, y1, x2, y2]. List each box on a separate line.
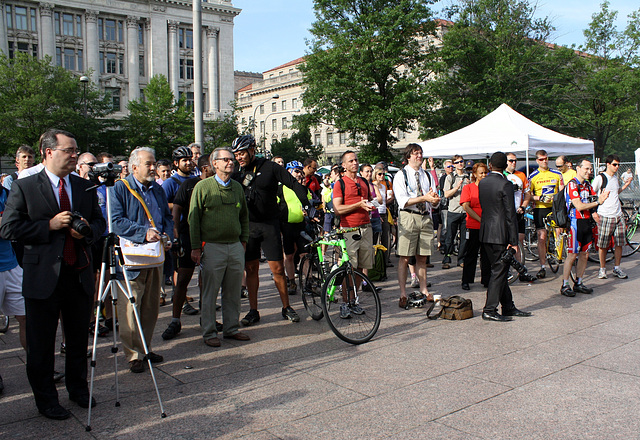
[398, 297, 408, 308]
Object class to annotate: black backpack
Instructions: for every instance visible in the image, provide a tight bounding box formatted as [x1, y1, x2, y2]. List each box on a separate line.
[551, 186, 568, 228]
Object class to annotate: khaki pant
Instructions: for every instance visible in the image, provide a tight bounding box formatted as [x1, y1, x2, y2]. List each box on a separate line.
[118, 266, 162, 361]
[200, 242, 244, 339]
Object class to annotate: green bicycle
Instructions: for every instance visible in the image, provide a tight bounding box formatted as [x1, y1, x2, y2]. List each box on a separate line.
[298, 227, 381, 344]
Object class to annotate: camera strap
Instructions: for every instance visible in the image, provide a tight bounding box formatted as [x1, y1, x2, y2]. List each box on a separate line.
[120, 179, 158, 230]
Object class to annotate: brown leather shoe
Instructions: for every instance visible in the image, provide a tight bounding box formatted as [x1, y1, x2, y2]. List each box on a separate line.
[223, 332, 250, 341]
[129, 359, 144, 373]
[204, 337, 221, 347]
[398, 296, 408, 308]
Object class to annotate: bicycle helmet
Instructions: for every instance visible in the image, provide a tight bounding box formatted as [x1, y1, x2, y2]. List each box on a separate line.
[231, 134, 256, 153]
[405, 291, 428, 309]
[172, 146, 193, 162]
[286, 160, 303, 171]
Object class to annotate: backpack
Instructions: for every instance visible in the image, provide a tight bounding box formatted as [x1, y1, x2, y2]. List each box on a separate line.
[367, 245, 387, 282]
[551, 186, 569, 228]
[596, 173, 608, 194]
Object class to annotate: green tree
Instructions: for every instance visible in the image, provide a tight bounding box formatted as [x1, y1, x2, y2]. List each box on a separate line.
[421, 0, 561, 138]
[300, 0, 435, 158]
[125, 74, 194, 159]
[204, 111, 239, 152]
[271, 114, 324, 163]
[551, 1, 640, 159]
[0, 53, 112, 155]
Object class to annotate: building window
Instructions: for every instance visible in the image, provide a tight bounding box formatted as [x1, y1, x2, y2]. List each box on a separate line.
[259, 121, 265, 133]
[259, 104, 264, 115]
[327, 133, 334, 145]
[55, 47, 82, 71]
[15, 6, 27, 30]
[139, 55, 145, 77]
[106, 52, 116, 73]
[99, 52, 123, 75]
[180, 91, 194, 110]
[272, 119, 277, 131]
[62, 13, 74, 36]
[7, 5, 39, 31]
[105, 87, 121, 111]
[138, 24, 144, 45]
[271, 102, 276, 112]
[179, 59, 194, 80]
[31, 9, 37, 31]
[339, 132, 346, 145]
[99, 18, 124, 42]
[282, 117, 287, 130]
[6, 5, 12, 29]
[76, 15, 82, 37]
[281, 100, 286, 111]
[292, 98, 298, 109]
[314, 134, 320, 145]
[179, 28, 193, 49]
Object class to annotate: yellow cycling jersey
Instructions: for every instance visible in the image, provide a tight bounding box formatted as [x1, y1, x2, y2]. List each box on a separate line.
[562, 169, 577, 186]
[528, 168, 563, 209]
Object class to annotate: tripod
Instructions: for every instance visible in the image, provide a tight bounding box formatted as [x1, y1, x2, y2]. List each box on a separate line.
[86, 184, 166, 431]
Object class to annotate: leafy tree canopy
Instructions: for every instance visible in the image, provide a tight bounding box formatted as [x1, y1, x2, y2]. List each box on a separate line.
[204, 110, 239, 153]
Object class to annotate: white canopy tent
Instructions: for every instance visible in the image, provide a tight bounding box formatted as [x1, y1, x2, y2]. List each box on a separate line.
[418, 104, 594, 171]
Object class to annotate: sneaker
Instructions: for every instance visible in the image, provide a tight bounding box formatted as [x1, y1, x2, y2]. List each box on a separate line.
[340, 303, 352, 319]
[129, 360, 144, 373]
[536, 268, 546, 279]
[241, 309, 260, 326]
[241, 286, 249, 299]
[560, 284, 575, 297]
[442, 263, 451, 270]
[164, 277, 172, 286]
[410, 277, 419, 288]
[573, 282, 593, 294]
[598, 268, 607, 279]
[612, 268, 628, 279]
[282, 306, 300, 322]
[182, 302, 199, 315]
[362, 282, 381, 293]
[143, 352, 164, 363]
[287, 279, 298, 295]
[162, 321, 181, 340]
[349, 303, 365, 315]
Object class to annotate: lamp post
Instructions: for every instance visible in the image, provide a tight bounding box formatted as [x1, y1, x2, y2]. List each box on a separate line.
[252, 94, 279, 142]
[261, 108, 301, 154]
[79, 75, 89, 151]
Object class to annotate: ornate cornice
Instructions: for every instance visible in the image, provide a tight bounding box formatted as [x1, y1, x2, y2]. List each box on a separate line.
[85, 10, 99, 24]
[126, 16, 139, 29]
[39, 3, 54, 18]
[167, 20, 179, 32]
[206, 27, 219, 38]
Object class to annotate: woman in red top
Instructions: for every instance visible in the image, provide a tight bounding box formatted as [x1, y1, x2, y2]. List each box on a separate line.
[460, 163, 491, 290]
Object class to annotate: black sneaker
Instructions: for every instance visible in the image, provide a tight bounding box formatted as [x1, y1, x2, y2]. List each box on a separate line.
[162, 321, 181, 340]
[519, 273, 537, 283]
[182, 302, 199, 315]
[241, 309, 260, 326]
[573, 282, 593, 294]
[282, 306, 300, 322]
[143, 352, 164, 363]
[536, 268, 546, 279]
[560, 284, 575, 297]
[287, 279, 298, 295]
[362, 283, 381, 293]
[339, 303, 352, 319]
[241, 286, 249, 299]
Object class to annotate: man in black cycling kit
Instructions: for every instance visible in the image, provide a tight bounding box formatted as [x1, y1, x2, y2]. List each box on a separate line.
[232, 135, 310, 325]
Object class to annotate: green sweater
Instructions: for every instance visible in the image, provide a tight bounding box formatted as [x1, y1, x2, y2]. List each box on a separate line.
[188, 177, 249, 248]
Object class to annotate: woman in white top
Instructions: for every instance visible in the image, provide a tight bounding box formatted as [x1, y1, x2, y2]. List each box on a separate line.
[373, 165, 393, 266]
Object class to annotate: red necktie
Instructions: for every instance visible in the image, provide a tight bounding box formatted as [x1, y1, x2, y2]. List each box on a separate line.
[59, 179, 77, 266]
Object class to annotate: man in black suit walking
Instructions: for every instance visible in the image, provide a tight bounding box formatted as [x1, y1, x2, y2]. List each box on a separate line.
[0, 129, 105, 419]
[478, 152, 531, 322]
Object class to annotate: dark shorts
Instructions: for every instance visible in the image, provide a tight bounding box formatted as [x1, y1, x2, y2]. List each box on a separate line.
[568, 218, 593, 253]
[176, 233, 196, 270]
[246, 219, 283, 262]
[517, 213, 525, 234]
[534, 208, 552, 230]
[324, 212, 334, 233]
[281, 221, 307, 256]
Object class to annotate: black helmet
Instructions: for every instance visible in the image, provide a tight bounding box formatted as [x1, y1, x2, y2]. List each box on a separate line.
[172, 146, 193, 162]
[231, 135, 256, 153]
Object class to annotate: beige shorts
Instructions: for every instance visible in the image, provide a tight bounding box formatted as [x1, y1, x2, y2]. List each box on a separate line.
[345, 224, 374, 270]
[397, 210, 434, 257]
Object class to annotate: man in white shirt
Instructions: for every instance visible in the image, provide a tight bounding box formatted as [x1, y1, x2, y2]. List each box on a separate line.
[393, 144, 440, 308]
[592, 154, 632, 279]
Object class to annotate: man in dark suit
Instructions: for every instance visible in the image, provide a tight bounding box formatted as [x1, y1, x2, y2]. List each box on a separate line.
[0, 129, 105, 419]
[478, 152, 531, 322]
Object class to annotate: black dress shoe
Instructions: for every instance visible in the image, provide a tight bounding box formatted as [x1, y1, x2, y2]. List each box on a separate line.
[482, 312, 513, 322]
[461, 283, 470, 291]
[70, 394, 97, 408]
[519, 273, 537, 283]
[39, 404, 71, 420]
[503, 308, 532, 317]
[144, 352, 164, 363]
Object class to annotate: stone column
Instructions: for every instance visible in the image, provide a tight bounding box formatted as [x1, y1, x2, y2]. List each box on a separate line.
[38, 3, 55, 60]
[217, 22, 234, 114]
[126, 16, 139, 104]
[84, 10, 99, 84]
[167, 20, 179, 101]
[206, 26, 219, 114]
[0, 1, 7, 56]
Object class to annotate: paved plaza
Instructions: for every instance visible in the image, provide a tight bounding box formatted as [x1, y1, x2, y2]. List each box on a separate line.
[1, 255, 640, 439]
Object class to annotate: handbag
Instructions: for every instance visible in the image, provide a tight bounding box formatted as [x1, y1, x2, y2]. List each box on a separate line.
[118, 179, 165, 269]
[426, 295, 474, 320]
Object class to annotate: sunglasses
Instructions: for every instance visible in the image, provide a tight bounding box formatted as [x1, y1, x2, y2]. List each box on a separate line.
[507, 159, 517, 163]
[611, 163, 620, 167]
[354, 181, 362, 196]
[454, 160, 464, 164]
[445, 165, 454, 169]
[537, 157, 548, 161]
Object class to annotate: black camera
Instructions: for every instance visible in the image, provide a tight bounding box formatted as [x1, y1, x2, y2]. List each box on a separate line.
[87, 162, 123, 186]
[500, 247, 528, 277]
[70, 211, 92, 237]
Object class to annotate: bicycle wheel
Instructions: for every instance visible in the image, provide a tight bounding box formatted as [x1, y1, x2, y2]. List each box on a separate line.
[588, 222, 614, 263]
[321, 267, 381, 345]
[622, 214, 640, 257]
[0, 314, 8, 333]
[298, 254, 324, 321]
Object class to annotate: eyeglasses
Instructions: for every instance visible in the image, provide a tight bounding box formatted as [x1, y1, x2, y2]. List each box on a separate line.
[53, 147, 79, 155]
[536, 157, 548, 161]
[215, 157, 234, 162]
[507, 159, 517, 163]
[611, 163, 620, 167]
[453, 160, 464, 164]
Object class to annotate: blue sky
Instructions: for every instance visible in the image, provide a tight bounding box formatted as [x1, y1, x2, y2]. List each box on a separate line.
[232, 0, 638, 73]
